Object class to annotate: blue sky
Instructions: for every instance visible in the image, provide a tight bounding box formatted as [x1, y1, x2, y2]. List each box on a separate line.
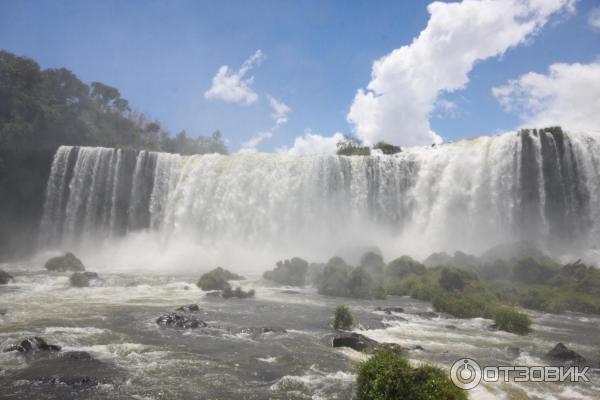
[1, 0, 599, 153]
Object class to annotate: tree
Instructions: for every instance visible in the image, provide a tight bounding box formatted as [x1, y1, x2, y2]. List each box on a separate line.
[373, 141, 401, 154]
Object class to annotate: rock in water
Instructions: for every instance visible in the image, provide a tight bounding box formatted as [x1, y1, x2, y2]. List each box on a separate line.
[69, 272, 100, 287]
[34, 376, 99, 388]
[0, 270, 13, 284]
[375, 307, 404, 314]
[5, 337, 61, 353]
[332, 333, 404, 354]
[156, 313, 206, 329]
[546, 343, 586, 364]
[176, 304, 200, 312]
[60, 351, 93, 360]
[44, 253, 85, 272]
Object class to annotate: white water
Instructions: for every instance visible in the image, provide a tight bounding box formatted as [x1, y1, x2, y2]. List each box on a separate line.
[38, 130, 600, 271]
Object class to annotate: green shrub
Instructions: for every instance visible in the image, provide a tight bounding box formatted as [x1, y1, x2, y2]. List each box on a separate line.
[348, 267, 376, 299]
[197, 267, 244, 291]
[44, 252, 85, 272]
[333, 304, 353, 330]
[317, 258, 352, 297]
[337, 141, 371, 156]
[263, 257, 309, 286]
[439, 268, 479, 292]
[373, 141, 401, 155]
[493, 307, 531, 335]
[360, 251, 385, 274]
[512, 257, 559, 284]
[356, 352, 466, 400]
[432, 292, 495, 319]
[222, 284, 255, 299]
[385, 256, 426, 278]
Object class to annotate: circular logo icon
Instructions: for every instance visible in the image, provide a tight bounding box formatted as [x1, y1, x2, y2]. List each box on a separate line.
[450, 358, 482, 390]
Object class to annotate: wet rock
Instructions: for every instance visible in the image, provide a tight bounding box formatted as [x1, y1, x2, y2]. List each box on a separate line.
[414, 345, 425, 351]
[445, 325, 457, 330]
[156, 312, 206, 329]
[176, 304, 200, 312]
[546, 343, 586, 364]
[5, 337, 61, 353]
[69, 272, 101, 287]
[415, 311, 438, 319]
[34, 375, 99, 388]
[507, 346, 521, 357]
[60, 351, 93, 361]
[44, 252, 85, 272]
[332, 333, 404, 355]
[375, 306, 404, 314]
[281, 290, 301, 295]
[233, 327, 287, 336]
[0, 270, 14, 284]
[0, 309, 7, 316]
[205, 290, 222, 297]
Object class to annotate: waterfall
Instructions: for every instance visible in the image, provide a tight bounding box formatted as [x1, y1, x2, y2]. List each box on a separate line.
[38, 130, 600, 262]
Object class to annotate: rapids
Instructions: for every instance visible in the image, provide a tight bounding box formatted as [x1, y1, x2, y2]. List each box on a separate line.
[0, 265, 598, 399]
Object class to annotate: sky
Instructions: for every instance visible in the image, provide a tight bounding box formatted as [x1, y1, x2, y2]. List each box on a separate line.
[1, 0, 599, 154]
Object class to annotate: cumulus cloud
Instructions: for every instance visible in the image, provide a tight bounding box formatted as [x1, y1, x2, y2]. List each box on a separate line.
[589, 7, 600, 30]
[267, 95, 291, 126]
[204, 50, 264, 105]
[492, 61, 600, 131]
[277, 131, 346, 156]
[347, 0, 575, 147]
[238, 131, 273, 153]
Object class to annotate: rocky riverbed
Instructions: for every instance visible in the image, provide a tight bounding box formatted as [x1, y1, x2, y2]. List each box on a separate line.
[0, 262, 599, 399]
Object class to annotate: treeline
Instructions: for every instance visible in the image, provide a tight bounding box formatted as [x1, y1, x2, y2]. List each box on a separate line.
[0, 50, 228, 155]
[0, 50, 226, 260]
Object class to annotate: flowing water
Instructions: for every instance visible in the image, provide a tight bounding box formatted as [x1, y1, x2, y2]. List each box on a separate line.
[3, 129, 600, 399]
[37, 130, 600, 270]
[0, 264, 598, 399]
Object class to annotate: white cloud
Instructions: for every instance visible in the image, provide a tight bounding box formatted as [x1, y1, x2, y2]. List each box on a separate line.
[204, 50, 264, 105]
[492, 61, 600, 131]
[238, 131, 273, 153]
[267, 95, 291, 126]
[277, 131, 346, 156]
[347, 0, 575, 147]
[589, 7, 600, 30]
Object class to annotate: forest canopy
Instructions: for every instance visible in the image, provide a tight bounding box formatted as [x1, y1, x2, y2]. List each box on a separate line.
[0, 50, 228, 155]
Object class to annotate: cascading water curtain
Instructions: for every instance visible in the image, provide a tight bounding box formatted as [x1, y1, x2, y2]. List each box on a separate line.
[38, 130, 600, 257]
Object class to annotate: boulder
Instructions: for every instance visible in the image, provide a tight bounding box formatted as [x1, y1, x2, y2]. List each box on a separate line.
[176, 304, 200, 312]
[0, 270, 13, 284]
[4, 337, 61, 353]
[69, 272, 100, 287]
[34, 376, 99, 388]
[332, 333, 404, 355]
[156, 312, 206, 329]
[375, 306, 404, 314]
[234, 327, 287, 336]
[546, 343, 586, 364]
[60, 351, 93, 360]
[415, 311, 438, 319]
[281, 290, 301, 295]
[507, 346, 521, 357]
[44, 253, 85, 272]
